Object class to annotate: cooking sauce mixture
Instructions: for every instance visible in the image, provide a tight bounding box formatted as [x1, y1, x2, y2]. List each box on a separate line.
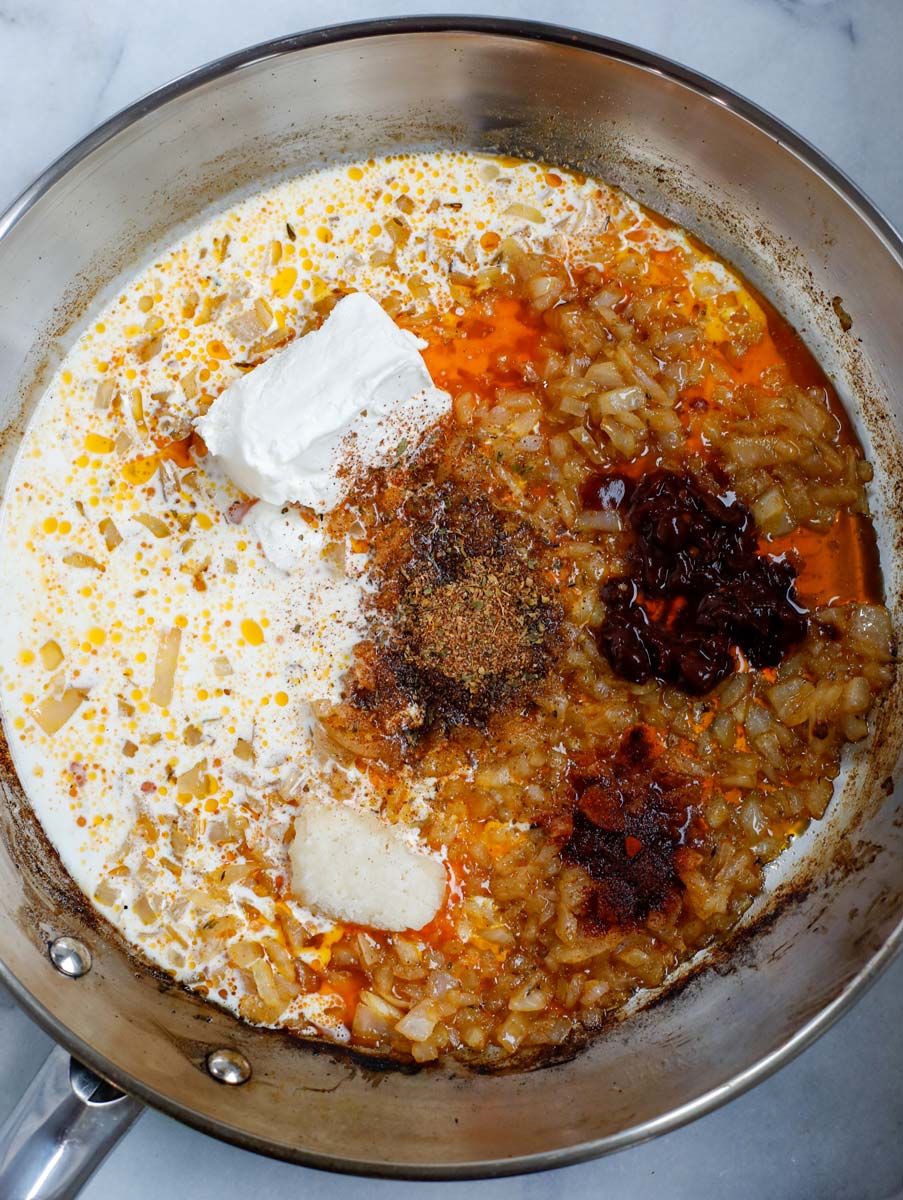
[0, 152, 891, 1066]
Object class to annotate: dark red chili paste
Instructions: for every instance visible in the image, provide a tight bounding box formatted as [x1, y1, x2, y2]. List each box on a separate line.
[585, 470, 808, 694]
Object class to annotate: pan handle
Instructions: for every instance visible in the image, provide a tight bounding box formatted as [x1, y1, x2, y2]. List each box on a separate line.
[0, 1042, 143, 1199]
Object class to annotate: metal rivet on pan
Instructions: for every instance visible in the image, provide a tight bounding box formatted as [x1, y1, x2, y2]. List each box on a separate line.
[206, 1048, 251, 1085]
[49, 935, 92, 978]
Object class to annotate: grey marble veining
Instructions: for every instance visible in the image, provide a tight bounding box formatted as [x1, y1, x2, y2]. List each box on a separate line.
[0, 2, 901, 1198]
[1, 0, 901, 227]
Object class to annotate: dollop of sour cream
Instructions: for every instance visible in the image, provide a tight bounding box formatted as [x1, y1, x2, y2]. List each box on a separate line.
[195, 291, 449, 509]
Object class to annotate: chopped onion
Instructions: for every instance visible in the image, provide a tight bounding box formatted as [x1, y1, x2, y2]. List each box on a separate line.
[94, 379, 116, 410]
[505, 201, 544, 224]
[134, 513, 170, 538]
[229, 940, 262, 969]
[93, 878, 119, 906]
[129, 389, 147, 437]
[395, 998, 441, 1042]
[132, 894, 157, 926]
[31, 688, 85, 736]
[176, 758, 208, 798]
[39, 640, 63, 670]
[233, 738, 254, 762]
[98, 517, 122, 550]
[261, 937, 296, 982]
[62, 552, 103, 571]
[251, 958, 282, 1010]
[150, 626, 181, 707]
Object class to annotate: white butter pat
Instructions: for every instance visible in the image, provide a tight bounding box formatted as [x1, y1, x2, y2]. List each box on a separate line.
[289, 800, 447, 932]
[195, 292, 449, 510]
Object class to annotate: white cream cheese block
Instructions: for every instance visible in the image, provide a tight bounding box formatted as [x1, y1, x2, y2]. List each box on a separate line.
[195, 291, 449, 509]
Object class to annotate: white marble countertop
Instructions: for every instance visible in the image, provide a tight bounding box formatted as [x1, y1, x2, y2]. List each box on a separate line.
[0, 1, 901, 1198]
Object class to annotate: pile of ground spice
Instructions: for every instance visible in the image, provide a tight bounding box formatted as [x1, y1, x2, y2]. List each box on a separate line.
[403, 555, 548, 690]
[351, 480, 563, 738]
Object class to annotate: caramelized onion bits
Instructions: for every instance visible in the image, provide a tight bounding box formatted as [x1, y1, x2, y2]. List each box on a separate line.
[589, 470, 808, 694]
[560, 726, 701, 928]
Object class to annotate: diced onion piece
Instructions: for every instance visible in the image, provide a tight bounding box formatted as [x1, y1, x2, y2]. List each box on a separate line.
[233, 738, 254, 762]
[180, 366, 200, 401]
[199, 914, 234, 941]
[134, 513, 170, 538]
[98, 517, 122, 550]
[94, 379, 116, 410]
[261, 937, 296, 982]
[508, 977, 549, 1012]
[384, 217, 410, 247]
[843, 675, 872, 713]
[176, 757, 208, 798]
[505, 202, 544, 223]
[31, 688, 85, 735]
[496, 1012, 528, 1054]
[206, 820, 229, 845]
[248, 327, 291, 358]
[352, 993, 398, 1041]
[251, 957, 283, 1010]
[228, 940, 262, 969]
[227, 309, 265, 343]
[138, 335, 163, 362]
[218, 862, 254, 885]
[150, 626, 181, 707]
[130, 388, 147, 435]
[358, 989, 404, 1021]
[395, 998, 441, 1042]
[39, 640, 64, 670]
[277, 906, 311, 958]
[575, 509, 621, 534]
[62, 552, 104, 571]
[93, 878, 119, 906]
[766, 678, 814, 726]
[132, 894, 157, 925]
[213, 656, 233, 677]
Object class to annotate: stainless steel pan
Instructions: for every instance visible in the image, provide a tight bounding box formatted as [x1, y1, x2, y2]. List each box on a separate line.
[0, 18, 900, 1197]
